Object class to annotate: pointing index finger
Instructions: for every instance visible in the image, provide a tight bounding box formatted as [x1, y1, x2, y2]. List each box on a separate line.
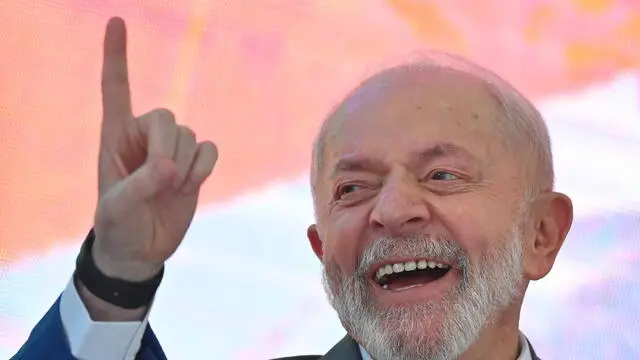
[101, 17, 133, 125]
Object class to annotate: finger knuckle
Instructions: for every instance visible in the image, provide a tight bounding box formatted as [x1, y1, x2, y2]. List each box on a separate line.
[179, 126, 196, 139]
[151, 108, 176, 124]
[201, 141, 218, 158]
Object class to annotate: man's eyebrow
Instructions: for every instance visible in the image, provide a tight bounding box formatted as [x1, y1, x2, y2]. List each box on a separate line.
[329, 142, 478, 178]
[331, 156, 386, 178]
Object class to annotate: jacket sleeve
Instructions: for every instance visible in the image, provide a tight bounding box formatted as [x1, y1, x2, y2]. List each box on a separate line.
[12, 279, 167, 360]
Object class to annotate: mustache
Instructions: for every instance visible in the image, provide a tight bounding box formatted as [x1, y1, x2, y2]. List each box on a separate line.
[354, 234, 469, 277]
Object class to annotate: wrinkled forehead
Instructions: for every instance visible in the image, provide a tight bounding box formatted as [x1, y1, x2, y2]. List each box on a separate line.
[320, 66, 505, 169]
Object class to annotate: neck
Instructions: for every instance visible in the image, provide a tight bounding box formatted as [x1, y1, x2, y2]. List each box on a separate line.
[458, 304, 522, 360]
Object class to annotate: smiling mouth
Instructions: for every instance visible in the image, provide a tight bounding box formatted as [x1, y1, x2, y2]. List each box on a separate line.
[373, 260, 452, 291]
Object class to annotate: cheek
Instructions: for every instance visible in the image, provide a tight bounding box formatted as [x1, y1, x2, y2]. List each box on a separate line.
[434, 195, 510, 257]
[321, 210, 368, 275]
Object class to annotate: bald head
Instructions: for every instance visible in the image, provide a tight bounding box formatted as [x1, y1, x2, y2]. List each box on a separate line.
[311, 51, 553, 211]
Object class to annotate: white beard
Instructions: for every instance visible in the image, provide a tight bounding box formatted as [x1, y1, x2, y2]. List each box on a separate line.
[322, 217, 525, 360]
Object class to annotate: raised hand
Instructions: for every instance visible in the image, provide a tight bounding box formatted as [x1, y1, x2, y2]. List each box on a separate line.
[92, 18, 218, 281]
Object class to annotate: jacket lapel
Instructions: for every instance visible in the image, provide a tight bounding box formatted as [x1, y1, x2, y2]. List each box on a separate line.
[321, 336, 363, 360]
[320, 334, 541, 360]
[527, 338, 541, 360]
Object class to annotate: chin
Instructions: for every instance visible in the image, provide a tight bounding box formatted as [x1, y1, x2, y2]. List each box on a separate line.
[351, 302, 456, 360]
[396, 308, 446, 334]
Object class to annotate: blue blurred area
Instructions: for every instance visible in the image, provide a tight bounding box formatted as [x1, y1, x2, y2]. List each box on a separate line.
[530, 212, 640, 359]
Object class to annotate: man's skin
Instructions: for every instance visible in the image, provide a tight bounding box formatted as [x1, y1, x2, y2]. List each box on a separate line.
[84, 17, 573, 359]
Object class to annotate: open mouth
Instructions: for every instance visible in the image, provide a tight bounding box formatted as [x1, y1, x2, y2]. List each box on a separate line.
[373, 259, 452, 291]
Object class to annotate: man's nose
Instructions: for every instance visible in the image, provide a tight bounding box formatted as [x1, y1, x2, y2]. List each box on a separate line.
[369, 180, 431, 235]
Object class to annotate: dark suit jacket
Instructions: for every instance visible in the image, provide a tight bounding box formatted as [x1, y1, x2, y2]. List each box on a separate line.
[274, 335, 542, 360]
[274, 336, 363, 360]
[14, 296, 165, 360]
[14, 296, 540, 360]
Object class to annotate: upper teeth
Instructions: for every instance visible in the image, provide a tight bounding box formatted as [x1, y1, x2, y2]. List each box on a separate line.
[375, 260, 450, 280]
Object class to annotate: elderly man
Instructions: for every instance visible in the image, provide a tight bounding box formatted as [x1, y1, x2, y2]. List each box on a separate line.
[16, 18, 572, 360]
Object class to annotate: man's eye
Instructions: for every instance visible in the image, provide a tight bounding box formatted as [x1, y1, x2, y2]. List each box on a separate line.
[337, 184, 363, 198]
[430, 171, 459, 181]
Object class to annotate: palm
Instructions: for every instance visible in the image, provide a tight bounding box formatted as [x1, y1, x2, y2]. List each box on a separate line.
[142, 197, 197, 261]
[101, 160, 197, 262]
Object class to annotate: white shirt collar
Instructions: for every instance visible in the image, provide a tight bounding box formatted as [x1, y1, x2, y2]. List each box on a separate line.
[358, 332, 532, 360]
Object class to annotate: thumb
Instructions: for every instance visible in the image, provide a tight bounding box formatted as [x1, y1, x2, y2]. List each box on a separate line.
[97, 157, 177, 227]
[118, 157, 178, 204]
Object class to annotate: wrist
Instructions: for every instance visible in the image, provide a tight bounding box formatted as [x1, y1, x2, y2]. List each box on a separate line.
[75, 229, 164, 309]
[75, 275, 149, 320]
[91, 244, 163, 282]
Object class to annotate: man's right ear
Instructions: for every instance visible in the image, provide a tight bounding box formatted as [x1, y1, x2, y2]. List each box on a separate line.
[307, 224, 324, 261]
